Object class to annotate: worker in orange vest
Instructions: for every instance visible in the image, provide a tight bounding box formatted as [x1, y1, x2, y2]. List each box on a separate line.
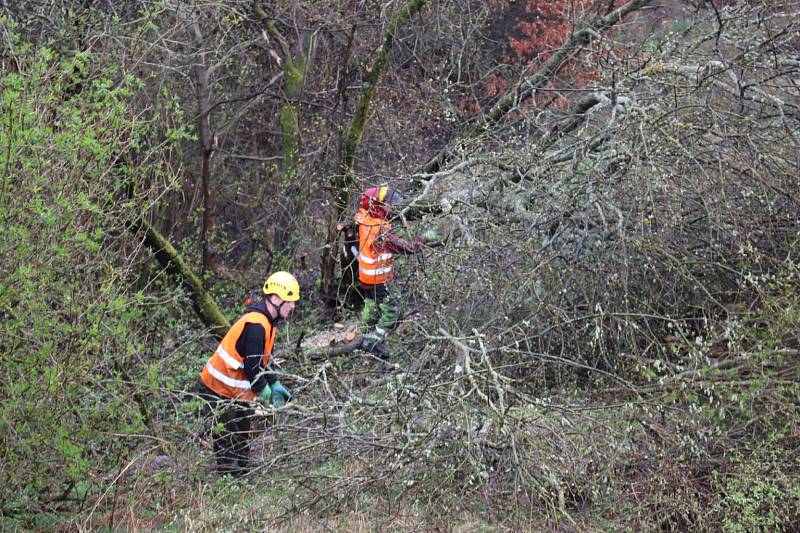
[353, 186, 439, 357]
[196, 271, 299, 476]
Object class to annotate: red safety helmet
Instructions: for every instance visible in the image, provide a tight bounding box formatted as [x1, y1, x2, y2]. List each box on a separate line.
[358, 186, 402, 219]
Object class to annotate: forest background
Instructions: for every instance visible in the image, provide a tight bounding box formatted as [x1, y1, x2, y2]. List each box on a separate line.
[1, 0, 798, 530]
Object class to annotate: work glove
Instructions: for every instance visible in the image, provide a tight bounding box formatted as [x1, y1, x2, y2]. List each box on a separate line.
[270, 381, 292, 407]
[256, 384, 272, 402]
[423, 229, 441, 244]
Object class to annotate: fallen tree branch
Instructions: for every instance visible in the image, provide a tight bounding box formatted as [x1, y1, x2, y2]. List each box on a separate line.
[422, 0, 653, 174]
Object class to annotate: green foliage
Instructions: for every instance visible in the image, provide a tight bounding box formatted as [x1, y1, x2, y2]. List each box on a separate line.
[714, 457, 800, 533]
[0, 21, 182, 520]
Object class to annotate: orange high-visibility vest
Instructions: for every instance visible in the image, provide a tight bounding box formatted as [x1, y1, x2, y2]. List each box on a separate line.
[200, 312, 276, 400]
[354, 208, 394, 285]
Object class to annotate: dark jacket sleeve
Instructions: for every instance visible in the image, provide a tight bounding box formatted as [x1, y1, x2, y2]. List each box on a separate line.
[376, 227, 427, 255]
[237, 323, 277, 395]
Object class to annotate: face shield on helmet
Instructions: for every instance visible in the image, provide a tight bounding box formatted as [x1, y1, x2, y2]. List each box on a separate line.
[359, 185, 402, 219]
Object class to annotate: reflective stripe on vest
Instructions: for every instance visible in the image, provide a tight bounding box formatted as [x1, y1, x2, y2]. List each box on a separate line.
[215, 343, 243, 369]
[351, 245, 393, 275]
[200, 311, 276, 400]
[355, 209, 394, 285]
[204, 361, 250, 389]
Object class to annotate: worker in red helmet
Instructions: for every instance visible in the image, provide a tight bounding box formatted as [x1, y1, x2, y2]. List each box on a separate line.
[353, 185, 439, 357]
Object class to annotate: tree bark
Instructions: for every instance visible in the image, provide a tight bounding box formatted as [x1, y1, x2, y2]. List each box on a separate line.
[138, 217, 230, 341]
[254, 3, 312, 262]
[190, 14, 216, 275]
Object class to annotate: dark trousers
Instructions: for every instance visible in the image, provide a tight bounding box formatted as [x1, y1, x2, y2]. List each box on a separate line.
[361, 283, 389, 305]
[195, 380, 254, 476]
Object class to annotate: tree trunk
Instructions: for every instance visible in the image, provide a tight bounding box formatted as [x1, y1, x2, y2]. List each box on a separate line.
[271, 58, 304, 259]
[255, 3, 311, 266]
[138, 217, 230, 341]
[191, 15, 216, 274]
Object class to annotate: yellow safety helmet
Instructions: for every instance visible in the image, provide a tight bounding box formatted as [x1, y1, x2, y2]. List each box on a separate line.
[262, 271, 300, 302]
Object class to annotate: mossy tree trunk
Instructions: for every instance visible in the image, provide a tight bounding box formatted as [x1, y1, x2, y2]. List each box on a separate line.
[254, 2, 312, 266]
[138, 217, 230, 341]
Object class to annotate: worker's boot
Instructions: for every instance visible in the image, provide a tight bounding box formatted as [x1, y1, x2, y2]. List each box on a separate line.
[367, 341, 391, 359]
[361, 336, 391, 359]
